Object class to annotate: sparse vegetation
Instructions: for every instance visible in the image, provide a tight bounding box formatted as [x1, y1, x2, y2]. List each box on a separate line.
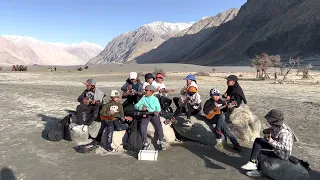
[280, 57, 300, 83]
[77, 67, 83, 71]
[239, 74, 244, 78]
[194, 71, 210, 76]
[251, 53, 281, 80]
[212, 68, 216, 73]
[302, 63, 313, 79]
[84, 66, 89, 69]
[0, 67, 2, 71]
[153, 67, 166, 77]
[137, 72, 144, 77]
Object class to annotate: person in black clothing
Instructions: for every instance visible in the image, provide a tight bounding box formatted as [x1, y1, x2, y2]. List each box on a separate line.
[222, 75, 247, 108]
[74, 79, 105, 132]
[120, 72, 144, 116]
[203, 88, 242, 152]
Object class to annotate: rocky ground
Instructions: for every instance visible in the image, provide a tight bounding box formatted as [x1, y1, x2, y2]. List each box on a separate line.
[0, 65, 319, 180]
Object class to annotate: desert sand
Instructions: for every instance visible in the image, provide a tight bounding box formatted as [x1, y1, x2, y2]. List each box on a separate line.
[0, 64, 319, 180]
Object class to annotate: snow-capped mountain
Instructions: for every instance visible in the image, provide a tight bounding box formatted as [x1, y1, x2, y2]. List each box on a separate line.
[51, 41, 103, 61]
[87, 21, 193, 65]
[0, 35, 102, 65]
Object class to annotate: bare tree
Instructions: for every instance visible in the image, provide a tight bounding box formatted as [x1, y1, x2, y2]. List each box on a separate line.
[280, 57, 300, 83]
[302, 63, 313, 79]
[252, 53, 280, 79]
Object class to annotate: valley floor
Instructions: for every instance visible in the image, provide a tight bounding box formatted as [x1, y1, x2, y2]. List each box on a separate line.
[0, 67, 319, 180]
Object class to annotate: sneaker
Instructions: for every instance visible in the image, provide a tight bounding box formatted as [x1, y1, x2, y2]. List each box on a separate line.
[157, 140, 166, 151]
[233, 143, 242, 152]
[106, 147, 115, 152]
[182, 120, 192, 127]
[216, 138, 223, 145]
[143, 143, 150, 150]
[246, 170, 262, 177]
[241, 161, 258, 170]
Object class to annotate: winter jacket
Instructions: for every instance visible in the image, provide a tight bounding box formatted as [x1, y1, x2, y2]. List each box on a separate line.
[203, 98, 226, 115]
[77, 88, 105, 105]
[135, 95, 161, 113]
[180, 92, 201, 110]
[223, 82, 247, 107]
[121, 78, 143, 93]
[100, 100, 124, 120]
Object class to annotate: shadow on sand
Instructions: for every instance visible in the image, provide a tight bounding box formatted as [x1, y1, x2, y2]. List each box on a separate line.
[1, 167, 16, 180]
[37, 114, 63, 140]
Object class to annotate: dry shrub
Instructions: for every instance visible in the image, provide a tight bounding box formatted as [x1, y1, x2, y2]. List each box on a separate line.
[153, 67, 166, 77]
[137, 72, 144, 77]
[84, 66, 89, 69]
[0, 67, 2, 71]
[212, 68, 216, 73]
[194, 71, 210, 76]
[239, 74, 244, 77]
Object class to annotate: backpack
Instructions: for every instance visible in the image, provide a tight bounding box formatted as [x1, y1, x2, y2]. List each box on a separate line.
[289, 156, 311, 171]
[47, 115, 72, 141]
[127, 120, 143, 152]
[73, 142, 98, 153]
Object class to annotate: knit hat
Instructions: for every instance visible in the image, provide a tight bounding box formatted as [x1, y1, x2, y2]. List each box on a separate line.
[226, 75, 238, 81]
[265, 109, 284, 126]
[129, 72, 138, 79]
[83, 78, 96, 86]
[210, 88, 220, 96]
[188, 86, 197, 93]
[145, 85, 156, 91]
[110, 90, 120, 97]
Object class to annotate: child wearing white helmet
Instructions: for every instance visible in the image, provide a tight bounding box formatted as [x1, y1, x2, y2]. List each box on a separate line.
[203, 88, 242, 152]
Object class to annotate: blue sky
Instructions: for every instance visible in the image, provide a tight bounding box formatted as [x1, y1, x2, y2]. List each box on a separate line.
[0, 0, 246, 47]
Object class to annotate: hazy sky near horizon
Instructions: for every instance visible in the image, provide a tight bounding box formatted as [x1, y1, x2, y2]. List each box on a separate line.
[0, 0, 246, 46]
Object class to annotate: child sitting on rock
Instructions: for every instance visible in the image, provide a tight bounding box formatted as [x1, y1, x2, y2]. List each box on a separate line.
[241, 109, 299, 177]
[97, 90, 132, 152]
[135, 85, 165, 150]
[171, 85, 201, 126]
[154, 73, 173, 113]
[143, 73, 157, 90]
[203, 88, 241, 152]
[173, 74, 198, 111]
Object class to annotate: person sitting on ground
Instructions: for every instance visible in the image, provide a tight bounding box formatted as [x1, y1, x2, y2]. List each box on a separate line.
[203, 88, 242, 152]
[173, 74, 198, 110]
[143, 73, 157, 89]
[74, 78, 105, 132]
[154, 73, 173, 113]
[222, 75, 247, 108]
[94, 90, 131, 152]
[121, 72, 143, 114]
[134, 85, 165, 150]
[171, 85, 201, 126]
[241, 109, 299, 177]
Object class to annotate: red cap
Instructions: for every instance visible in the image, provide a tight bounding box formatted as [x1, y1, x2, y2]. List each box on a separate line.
[156, 73, 164, 79]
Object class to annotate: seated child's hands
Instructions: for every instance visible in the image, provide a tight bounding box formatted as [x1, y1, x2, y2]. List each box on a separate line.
[154, 111, 159, 116]
[142, 106, 147, 111]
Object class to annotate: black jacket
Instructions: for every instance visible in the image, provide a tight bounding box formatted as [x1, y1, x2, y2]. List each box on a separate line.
[121, 78, 143, 93]
[224, 82, 247, 107]
[203, 98, 226, 115]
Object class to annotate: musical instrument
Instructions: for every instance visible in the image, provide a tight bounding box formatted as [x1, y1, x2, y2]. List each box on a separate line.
[205, 101, 237, 120]
[100, 115, 133, 121]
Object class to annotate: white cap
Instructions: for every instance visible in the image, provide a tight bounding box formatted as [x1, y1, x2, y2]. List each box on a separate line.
[110, 90, 120, 97]
[129, 72, 138, 79]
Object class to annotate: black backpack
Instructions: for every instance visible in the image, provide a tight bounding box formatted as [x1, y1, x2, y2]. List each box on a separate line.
[47, 115, 72, 141]
[289, 156, 311, 171]
[127, 120, 143, 152]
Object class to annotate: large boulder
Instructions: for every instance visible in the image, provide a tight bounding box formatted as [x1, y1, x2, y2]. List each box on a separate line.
[147, 117, 176, 144]
[228, 105, 261, 142]
[172, 115, 216, 146]
[69, 116, 101, 145]
[172, 105, 261, 145]
[261, 157, 309, 180]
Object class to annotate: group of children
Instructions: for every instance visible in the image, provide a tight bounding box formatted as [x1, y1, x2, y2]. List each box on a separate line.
[74, 72, 299, 178]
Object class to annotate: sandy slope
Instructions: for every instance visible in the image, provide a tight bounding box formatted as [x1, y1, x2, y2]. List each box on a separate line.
[0, 67, 319, 180]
